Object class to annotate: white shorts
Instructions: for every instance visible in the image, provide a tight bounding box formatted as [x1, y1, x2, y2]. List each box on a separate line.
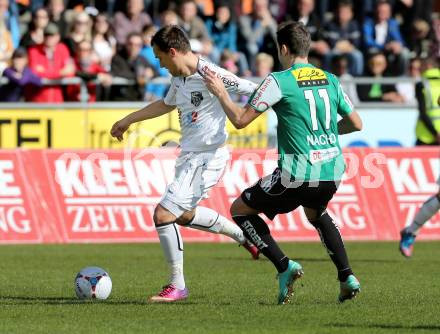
[160, 146, 230, 218]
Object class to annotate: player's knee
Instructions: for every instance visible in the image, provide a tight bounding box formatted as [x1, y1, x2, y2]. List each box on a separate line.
[175, 210, 196, 226]
[230, 198, 256, 217]
[153, 205, 176, 226]
[303, 207, 319, 222]
[230, 198, 243, 216]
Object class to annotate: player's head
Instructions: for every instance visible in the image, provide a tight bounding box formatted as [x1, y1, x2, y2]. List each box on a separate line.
[276, 21, 311, 68]
[151, 25, 192, 76]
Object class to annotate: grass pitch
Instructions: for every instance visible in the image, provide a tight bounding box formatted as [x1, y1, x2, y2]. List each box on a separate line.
[1, 242, 440, 334]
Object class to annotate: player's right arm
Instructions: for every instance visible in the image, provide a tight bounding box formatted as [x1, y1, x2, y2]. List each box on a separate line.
[110, 100, 175, 141]
[111, 78, 178, 141]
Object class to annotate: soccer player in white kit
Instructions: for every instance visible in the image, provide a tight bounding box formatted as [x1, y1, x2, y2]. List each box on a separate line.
[110, 25, 259, 302]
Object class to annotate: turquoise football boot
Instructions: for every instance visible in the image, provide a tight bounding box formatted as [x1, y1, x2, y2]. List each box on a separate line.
[338, 274, 360, 303]
[277, 260, 304, 305]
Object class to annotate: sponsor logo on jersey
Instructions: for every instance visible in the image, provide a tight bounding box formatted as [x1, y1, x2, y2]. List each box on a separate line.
[221, 75, 239, 89]
[191, 111, 198, 123]
[200, 65, 239, 89]
[309, 147, 340, 164]
[250, 76, 273, 109]
[292, 67, 329, 87]
[191, 91, 203, 107]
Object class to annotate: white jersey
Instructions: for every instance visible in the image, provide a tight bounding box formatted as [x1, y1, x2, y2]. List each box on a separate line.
[163, 57, 257, 152]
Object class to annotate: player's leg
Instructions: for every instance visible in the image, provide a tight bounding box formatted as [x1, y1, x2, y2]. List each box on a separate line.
[178, 206, 259, 259]
[230, 170, 303, 304]
[400, 190, 440, 257]
[304, 207, 353, 283]
[302, 182, 360, 303]
[173, 146, 259, 258]
[150, 204, 188, 302]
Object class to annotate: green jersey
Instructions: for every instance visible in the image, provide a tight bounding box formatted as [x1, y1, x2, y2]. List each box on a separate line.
[248, 63, 353, 181]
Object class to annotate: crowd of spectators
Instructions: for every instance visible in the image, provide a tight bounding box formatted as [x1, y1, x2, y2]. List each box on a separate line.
[0, 0, 438, 103]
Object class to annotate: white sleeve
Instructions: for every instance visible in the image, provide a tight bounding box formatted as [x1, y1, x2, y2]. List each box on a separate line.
[248, 75, 282, 112]
[163, 78, 177, 106]
[197, 58, 257, 96]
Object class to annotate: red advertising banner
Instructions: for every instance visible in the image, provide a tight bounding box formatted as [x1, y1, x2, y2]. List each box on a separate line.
[1, 148, 439, 244]
[0, 151, 41, 243]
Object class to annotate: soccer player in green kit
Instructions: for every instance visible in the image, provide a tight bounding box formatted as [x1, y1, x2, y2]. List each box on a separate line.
[205, 21, 363, 304]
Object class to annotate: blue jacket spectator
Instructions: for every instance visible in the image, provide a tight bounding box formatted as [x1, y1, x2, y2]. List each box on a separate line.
[363, 17, 404, 50]
[363, 0, 410, 75]
[0, 0, 20, 48]
[140, 25, 169, 101]
[205, 5, 238, 53]
[205, 4, 249, 75]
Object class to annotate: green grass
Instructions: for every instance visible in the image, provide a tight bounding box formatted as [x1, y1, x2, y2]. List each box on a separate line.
[1, 242, 440, 334]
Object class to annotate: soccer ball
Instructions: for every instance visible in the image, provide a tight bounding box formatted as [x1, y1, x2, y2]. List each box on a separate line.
[74, 266, 112, 300]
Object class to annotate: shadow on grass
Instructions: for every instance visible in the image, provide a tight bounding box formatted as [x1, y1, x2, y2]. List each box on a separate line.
[0, 296, 197, 306]
[330, 323, 440, 331]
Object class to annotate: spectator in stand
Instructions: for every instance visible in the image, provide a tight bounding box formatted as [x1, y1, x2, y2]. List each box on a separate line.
[0, 47, 42, 102]
[92, 13, 116, 72]
[238, 0, 278, 71]
[47, 0, 70, 38]
[66, 40, 112, 102]
[254, 52, 274, 78]
[290, 0, 328, 67]
[0, 0, 20, 48]
[110, 32, 152, 101]
[205, 3, 236, 60]
[113, 0, 152, 47]
[331, 54, 359, 104]
[432, 17, 440, 58]
[63, 11, 92, 56]
[396, 57, 421, 105]
[205, 3, 250, 75]
[323, 1, 364, 76]
[363, 0, 410, 75]
[0, 9, 13, 73]
[178, 0, 209, 41]
[159, 9, 179, 27]
[394, 0, 433, 46]
[27, 22, 75, 103]
[19, 8, 49, 49]
[357, 52, 405, 103]
[140, 24, 169, 101]
[407, 19, 432, 58]
[253, 52, 278, 148]
[219, 49, 239, 74]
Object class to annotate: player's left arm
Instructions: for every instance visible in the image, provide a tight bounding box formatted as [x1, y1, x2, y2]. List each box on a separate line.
[336, 81, 363, 134]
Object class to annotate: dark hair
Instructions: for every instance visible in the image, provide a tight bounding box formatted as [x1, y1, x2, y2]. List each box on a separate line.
[126, 31, 143, 42]
[142, 23, 156, 34]
[12, 47, 28, 59]
[92, 13, 114, 43]
[376, 0, 390, 6]
[337, 0, 353, 9]
[151, 25, 191, 53]
[276, 21, 311, 57]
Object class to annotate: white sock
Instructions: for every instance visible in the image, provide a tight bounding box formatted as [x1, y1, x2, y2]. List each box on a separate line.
[187, 206, 246, 244]
[408, 195, 440, 235]
[156, 224, 185, 289]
